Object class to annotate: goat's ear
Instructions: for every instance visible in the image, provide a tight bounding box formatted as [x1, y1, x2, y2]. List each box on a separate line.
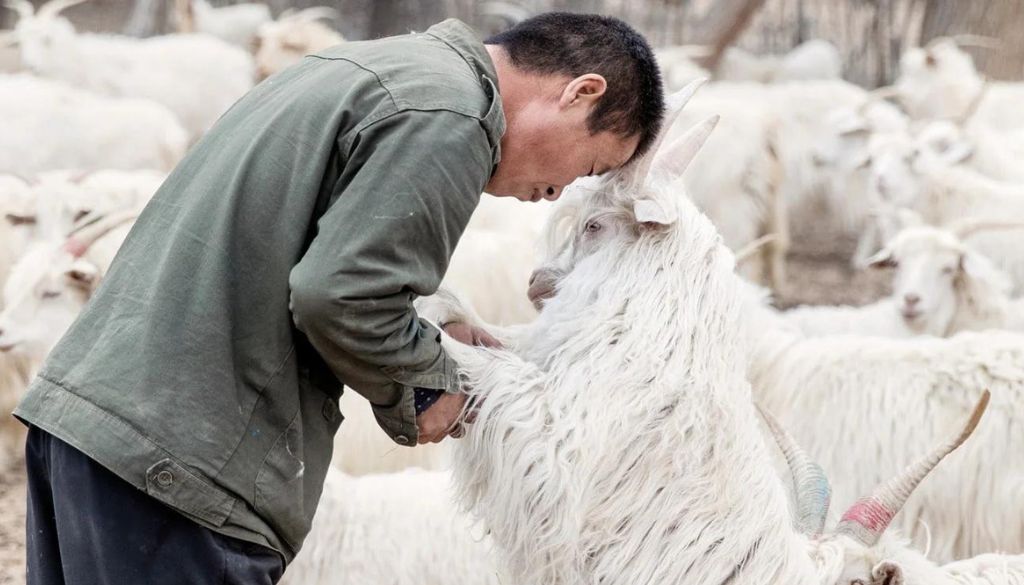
[931, 137, 973, 166]
[633, 199, 676, 227]
[867, 248, 896, 269]
[870, 561, 904, 585]
[65, 259, 98, 289]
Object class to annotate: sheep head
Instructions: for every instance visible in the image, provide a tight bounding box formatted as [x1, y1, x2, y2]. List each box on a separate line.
[4, 0, 86, 72]
[867, 224, 1014, 336]
[763, 391, 991, 585]
[527, 80, 718, 309]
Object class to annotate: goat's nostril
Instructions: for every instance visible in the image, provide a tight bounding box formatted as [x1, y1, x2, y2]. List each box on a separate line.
[904, 293, 921, 306]
[528, 271, 537, 287]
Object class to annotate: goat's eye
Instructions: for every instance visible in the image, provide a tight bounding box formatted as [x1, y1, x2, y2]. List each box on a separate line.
[41, 290, 61, 299]
[584, 220, 602, 234]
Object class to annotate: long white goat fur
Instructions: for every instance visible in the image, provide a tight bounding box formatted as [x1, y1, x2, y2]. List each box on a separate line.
[441, 119, 822, 582]
[749, 303, 1024, 562]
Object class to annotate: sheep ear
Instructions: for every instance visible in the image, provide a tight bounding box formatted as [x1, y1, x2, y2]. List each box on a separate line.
[933, 138, 973, 166]
[866, 248, 895, 269]
[870, 561, 904, 585]
[65, 259, 98, 288]
[633, 199, 676, 227]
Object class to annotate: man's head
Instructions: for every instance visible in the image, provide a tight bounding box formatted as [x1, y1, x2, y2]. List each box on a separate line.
[483, 13, 664, 202]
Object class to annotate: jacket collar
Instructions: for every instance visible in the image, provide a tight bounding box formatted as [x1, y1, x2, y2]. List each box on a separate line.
[425, 19, 506, 162]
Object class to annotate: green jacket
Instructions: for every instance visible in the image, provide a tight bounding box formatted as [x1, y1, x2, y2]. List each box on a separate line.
[15, 19, 505, 562]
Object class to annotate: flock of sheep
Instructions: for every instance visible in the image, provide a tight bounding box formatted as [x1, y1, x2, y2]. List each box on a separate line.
[1, 1, 1023, 583]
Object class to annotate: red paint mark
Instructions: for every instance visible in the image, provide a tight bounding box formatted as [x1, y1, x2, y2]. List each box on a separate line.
[841, 499, 894, 532]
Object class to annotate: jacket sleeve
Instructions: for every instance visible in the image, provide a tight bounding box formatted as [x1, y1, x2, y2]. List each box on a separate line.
[288, 108, 493, 445]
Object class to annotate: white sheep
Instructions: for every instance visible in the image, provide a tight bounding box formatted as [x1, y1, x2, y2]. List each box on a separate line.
[865, 222, 1024, 337]
[867, 149, 1024, 293]
[252, 7, 343, 80]
[894, 37, 1024, 134]
[279, 467, 503, 585]
[7, 0, 255, 140]
[749, 295, 1024, 563]
[0, 74, 188, 175]
[716, 39, 842, 83]
[432, 82, 1014, 583]
[175, 0, 271, 49]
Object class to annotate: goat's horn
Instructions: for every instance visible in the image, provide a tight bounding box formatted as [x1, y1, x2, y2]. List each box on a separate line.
[868, 86, 900, 100]
[63, 209, 137, 258]
[38, 0, 89, 19]
[2, 0, 34, 19]
[836, 390, 990, 546]
[758, 404, 832, 536]
[951, 219, 1024, 240]
[949, 34, 1004, 51]
[626, 78, 708, 187]
[735, 234, 778, 265]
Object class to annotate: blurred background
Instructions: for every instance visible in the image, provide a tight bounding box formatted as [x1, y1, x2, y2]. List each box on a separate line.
[2, 0, 1024, 86]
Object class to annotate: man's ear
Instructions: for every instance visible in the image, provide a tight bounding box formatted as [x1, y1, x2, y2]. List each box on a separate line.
[560, 74, 607, 109]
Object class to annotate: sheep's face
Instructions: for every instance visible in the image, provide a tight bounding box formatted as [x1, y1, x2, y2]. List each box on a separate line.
[14, 15, 75, 72]
[895, 40, 981, 120]
[867, 137, 922, 210]
[527, 178, 676, 309]
[870, 231, 961, 334]
[0, 244, 96, 359]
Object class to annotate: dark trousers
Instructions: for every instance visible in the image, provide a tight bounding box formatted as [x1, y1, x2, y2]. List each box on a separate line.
[24, 426, 284, 585]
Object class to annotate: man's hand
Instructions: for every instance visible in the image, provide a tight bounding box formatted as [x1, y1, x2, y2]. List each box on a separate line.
[416, 392, 468, 444]
[443, 322, 502, 348]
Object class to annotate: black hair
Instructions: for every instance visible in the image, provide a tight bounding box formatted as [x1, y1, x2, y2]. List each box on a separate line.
[486, 12, 665, 159]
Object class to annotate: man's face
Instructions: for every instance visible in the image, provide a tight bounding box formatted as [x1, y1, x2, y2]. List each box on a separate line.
[485, 86, 640, 202]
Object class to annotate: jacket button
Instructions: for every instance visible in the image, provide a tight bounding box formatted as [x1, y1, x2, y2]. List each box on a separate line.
[156, 470, 174, 487]
[322, 399, 338, 423]
[395, 435, 410, 445]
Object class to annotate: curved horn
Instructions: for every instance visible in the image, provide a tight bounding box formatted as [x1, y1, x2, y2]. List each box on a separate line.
[37, 0, 89, 19]
[2, 0, 34, 20]
[950, 218, 1024, 240]
[948, 34, 1004, 51]
[836, 390, 990, 546]
[735, 234, 778, 266]
[63, 208, 137, 258]
[758, 404, 832, 536]
[625, 78, 708, 188]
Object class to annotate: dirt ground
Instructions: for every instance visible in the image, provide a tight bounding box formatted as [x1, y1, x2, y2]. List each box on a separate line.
[0, 227, 888, 583]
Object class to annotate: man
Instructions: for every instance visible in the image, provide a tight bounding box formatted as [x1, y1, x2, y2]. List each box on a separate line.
[15, 12, 665, 584]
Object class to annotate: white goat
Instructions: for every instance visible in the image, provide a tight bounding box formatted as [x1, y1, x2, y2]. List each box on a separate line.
[865, 222, 1024, 337]
[432, 81, 1010, 585]
[654, 45, 711, 92]
[0, 74, 187, 174]
[894, 37, 1024, 134]
[175, 0, 271, 49]
[0, 210, 135, 369]
[7, 0, 255, 140]
[0, 175, 36, 291]
[749, 294, 1024, 563]
[867, 150, 1024, 293]
[717, 40, 842, 83]
[252, 7, 342, 80]
[279, 467, 503, 585]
